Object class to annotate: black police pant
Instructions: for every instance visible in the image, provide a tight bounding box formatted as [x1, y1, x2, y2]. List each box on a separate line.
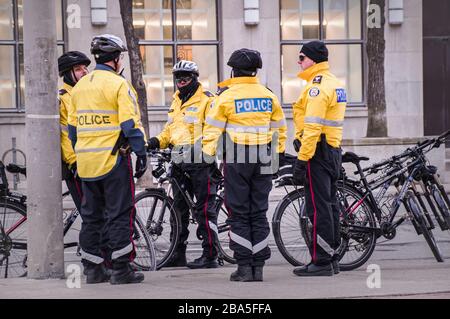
[79, 155, 136, 266]
[172, 163, 218, 258]
[304, 144, 341, 265]
[224, 155, 272, 266]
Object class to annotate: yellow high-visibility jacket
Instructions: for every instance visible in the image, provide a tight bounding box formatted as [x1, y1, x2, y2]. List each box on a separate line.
[157, 84, 214, 148]
[59, 83, 76, 166]
[68, 64, 146, 180]
[293, 62, 347, 161]
[202, 76, 287, 156]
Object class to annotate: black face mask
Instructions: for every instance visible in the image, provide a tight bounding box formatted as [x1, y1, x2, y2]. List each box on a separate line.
[63, 70, 76, 87]
[177, 76, 199, 104]
[231, 68, 257, 78]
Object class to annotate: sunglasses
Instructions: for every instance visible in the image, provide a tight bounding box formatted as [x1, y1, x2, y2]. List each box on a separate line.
[175, 76, 193, 83]
[299, 54, 306, 62]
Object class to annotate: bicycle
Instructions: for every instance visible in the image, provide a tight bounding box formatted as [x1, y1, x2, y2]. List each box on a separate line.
[0, 162, 156, 278]
[134, 149, 234, 270]
[272, 130, 450, 271]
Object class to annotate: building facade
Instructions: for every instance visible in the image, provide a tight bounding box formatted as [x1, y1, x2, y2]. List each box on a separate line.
[0, 0, 449, 180]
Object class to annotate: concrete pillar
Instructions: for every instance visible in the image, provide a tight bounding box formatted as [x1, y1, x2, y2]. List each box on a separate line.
[24, 0, 64, 279]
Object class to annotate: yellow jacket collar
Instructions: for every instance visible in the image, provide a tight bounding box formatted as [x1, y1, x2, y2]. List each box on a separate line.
[218, 76, 259, 88]
[62, 82, 73, 93]
[297, 62, 330, 82]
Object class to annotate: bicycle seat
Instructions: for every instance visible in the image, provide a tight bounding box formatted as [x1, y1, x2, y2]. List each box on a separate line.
[6, 164, 26, 176]
[342, 152, 369, 164]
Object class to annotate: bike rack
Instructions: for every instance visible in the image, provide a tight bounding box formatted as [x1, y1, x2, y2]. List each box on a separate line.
[1, 138, 26, 190]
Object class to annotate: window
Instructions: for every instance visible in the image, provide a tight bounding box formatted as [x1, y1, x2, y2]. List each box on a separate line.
[280, 0, 364, 106]
[133, 0, 220, 108]
[0, 0, 65, 111]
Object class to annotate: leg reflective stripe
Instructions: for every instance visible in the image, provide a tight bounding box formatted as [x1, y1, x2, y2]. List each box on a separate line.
[316, 234, 334, 257]
[112, 243, 134, 260]
[126, 155, 136, 261]
[307, 161, 318, 263]
[208, 220, 219, 236]
[203, 177, 214, 257]
[252, 235, 269, 254]
[81, 250, 104, 264]
[229, 231, 253, 252]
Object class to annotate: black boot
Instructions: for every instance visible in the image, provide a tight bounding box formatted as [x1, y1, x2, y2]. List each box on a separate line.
[186, 255, 218, 269]
[110, 263, 145, 285]
[164, 245, 187, 267]
[84, 264, 110, 284]
[252, 266, 263, 281]
[293, 263, 333, 277]
[230, 265, 253, 282]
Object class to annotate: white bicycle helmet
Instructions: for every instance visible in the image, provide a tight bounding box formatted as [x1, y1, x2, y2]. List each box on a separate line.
[172, 60, 199, 76]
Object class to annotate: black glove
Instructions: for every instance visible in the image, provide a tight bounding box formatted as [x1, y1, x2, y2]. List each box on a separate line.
[293, 159, 308, 185]
[293, 139, 301, 153]
[134, 154, 147, 179]
[147, 137, 160, 151]
[69, 162, 78, 177]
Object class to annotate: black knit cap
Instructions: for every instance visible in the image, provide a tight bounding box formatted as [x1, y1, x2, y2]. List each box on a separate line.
[300, 41, 328, 63]
[227, 48, 262, 71]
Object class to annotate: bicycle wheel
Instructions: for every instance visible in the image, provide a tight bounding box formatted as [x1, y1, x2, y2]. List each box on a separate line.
[272, 188, 310, 267]
[131, 214, 157, 271]
[430, 184, 450, 228]
[134, 189, 181, 270]
[216, 200, 236, 264]
[408, 194, 444, 262]
[336, 183, 377, 271]
[0, 199, 27, 278]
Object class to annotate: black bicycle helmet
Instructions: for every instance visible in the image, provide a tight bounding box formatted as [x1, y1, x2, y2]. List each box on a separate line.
[91, 34, 127, 54]
[58, 51, 91, 77]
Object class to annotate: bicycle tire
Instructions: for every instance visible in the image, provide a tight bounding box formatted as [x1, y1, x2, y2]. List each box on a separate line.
[408, 195, 444, 262]
[0, 199, 27, 278]
[430, 184, 450, 228]
[131, 214, 157, 271]
[134, 189, 181, 270]
[216, 200, 236, 264]
[272, 188, 310, 267]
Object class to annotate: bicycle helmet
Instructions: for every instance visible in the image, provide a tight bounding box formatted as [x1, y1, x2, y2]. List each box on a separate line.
[58, 51, 91, 77]
[91, 34, 127, 54]
[172, 60, 199, 76]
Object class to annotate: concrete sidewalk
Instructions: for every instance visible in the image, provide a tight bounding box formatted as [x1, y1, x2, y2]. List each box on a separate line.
[1, 257, 449, 299]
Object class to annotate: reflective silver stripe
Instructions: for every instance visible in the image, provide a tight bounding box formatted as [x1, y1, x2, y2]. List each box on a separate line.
[186, 107, 198, 112]
[304, 116, 343, 127]
[128, 88, 138, 114]
[229, 231, 253, 251]
[208, 221, 219, 236]
[112, 243, 134, 260]
[77, 109, 118, 114]
[226, 124, 270, 133]
[252, 235, 269, 254]
[167, 117, 174, 125]
[206, 117, 226, 129]
[81, 250, 104, 264]
[278, 165, 291, 171]
[76, 147, 114, 153]
[60, 125, 68, 132]
[316, 235, 334, 257]
[184, 116, 199, 124]
[270, 118, 287, 128]
[77, 126, 121, 132]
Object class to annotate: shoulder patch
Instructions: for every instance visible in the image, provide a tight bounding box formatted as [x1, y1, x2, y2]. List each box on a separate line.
[312, 75, 323, 84]
[217, 86, 229, 96]
[203, 91, 214, 97]
[59, 89, 68, 96]
[336, 88, 347, 103]
[309, 87, 320, 97]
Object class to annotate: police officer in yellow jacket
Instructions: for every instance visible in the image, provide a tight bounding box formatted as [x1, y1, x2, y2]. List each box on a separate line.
[68, 34, 147, 285]
[58, 51, 90, 212]
[147, 60, 219, 269]
[202, 49, 287, 281]
[292, 41, 346, 276]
